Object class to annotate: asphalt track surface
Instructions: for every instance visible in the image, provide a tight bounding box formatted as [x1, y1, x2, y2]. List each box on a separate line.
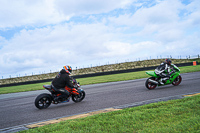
[0, 71, 200, 132]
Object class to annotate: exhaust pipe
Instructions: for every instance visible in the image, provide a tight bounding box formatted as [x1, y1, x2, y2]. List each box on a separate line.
[148, 79, 159, 85]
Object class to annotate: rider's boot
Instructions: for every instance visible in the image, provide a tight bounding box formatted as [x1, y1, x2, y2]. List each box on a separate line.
[61, 97, 70, 103]
[159, 76, 170, 85]
[159, 79, 164, 85]
[53, 95, 62, 103]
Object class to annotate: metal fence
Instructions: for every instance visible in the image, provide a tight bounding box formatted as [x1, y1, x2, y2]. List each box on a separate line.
[1, 54, 199, 80]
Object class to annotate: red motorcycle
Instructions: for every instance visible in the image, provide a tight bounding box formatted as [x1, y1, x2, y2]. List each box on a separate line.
[35, 79, 85, 109]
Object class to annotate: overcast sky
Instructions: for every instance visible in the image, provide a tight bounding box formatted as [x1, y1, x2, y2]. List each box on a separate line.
[0, 0, 200, 79]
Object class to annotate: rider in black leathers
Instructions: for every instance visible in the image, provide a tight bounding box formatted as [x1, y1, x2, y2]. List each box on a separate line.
[155, 59, 173, 85]
[52, 65, 74, 101]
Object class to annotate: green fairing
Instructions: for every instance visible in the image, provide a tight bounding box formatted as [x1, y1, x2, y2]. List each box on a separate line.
[164, 72, 180, 85]
[145, 71, 159, 78]
[145, 64, 180, 86]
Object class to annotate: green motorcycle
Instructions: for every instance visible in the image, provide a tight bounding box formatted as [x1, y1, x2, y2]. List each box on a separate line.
[145, 64, 182, 90]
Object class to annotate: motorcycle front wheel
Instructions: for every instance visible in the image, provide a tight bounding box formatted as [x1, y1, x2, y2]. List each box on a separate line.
[35, 93, 52, 109]
[172, 75, 182, 86]
[72, 89, 85, 103]
[145, 77, 157, 90]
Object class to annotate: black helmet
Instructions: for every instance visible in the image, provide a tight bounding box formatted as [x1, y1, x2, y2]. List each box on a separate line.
[165, 59, 172, 65]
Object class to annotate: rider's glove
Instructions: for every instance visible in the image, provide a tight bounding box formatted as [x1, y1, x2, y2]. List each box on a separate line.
[73, 84, 77, 88]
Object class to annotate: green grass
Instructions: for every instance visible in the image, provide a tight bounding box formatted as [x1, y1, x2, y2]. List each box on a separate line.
[20, 94, 200, 133]
[0, 82, 51, 94]
[0, 65, 200, 94]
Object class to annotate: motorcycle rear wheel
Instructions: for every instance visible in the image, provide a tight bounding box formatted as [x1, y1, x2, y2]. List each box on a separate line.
[172, 75, 182, 86]
[35, 93, 52, 109]
[145, 77, 157, 90]
[72, 90, 85, 103]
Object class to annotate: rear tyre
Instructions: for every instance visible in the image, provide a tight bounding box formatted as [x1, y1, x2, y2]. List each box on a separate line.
[172, 75, 182, 86]
[35, 93, 52, 109]
[72, 89, 85, 103]
[145, 77, 157, 90]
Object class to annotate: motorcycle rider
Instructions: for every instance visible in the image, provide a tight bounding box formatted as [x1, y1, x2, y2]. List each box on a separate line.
[155, 59, 173, 85]
[51, 65, 74, 102]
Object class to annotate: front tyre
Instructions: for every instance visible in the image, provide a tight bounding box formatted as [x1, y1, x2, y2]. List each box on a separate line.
[72, 89, 85, 103]
[145, 77, 157, 90]
[35, 93, 52, 109]
[172, 75, 182, 86]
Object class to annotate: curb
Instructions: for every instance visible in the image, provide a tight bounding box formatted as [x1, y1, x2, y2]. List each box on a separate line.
[26, 108, 121, 129]
[1, 92, 200, 133]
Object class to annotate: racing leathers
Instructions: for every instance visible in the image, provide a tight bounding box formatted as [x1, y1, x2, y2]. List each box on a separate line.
[155, 62, 173, 84]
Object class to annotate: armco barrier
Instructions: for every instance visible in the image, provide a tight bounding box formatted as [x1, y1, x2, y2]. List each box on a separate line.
[0, 62, 196, 88]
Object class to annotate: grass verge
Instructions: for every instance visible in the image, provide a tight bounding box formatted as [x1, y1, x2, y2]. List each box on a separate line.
[0, 65, 200, 94]
[20, 94, 200, 133]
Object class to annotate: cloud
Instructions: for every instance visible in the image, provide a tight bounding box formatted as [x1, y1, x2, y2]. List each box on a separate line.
[0, 0, 134, 29]
[0, 22, 116, 73]
[0, 0, 68, 28]
[101, 41, 132, 57]
[0, 0, 200, 78]
[54, 0, 133, 16]
[1, 21, 160, 75]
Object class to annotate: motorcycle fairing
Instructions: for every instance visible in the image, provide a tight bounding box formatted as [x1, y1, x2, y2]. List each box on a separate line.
[65, 86, 79, 95]
[146, 69, 181, 86]
[145, 71, 159, 78]
[162, 72, 180, 85]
